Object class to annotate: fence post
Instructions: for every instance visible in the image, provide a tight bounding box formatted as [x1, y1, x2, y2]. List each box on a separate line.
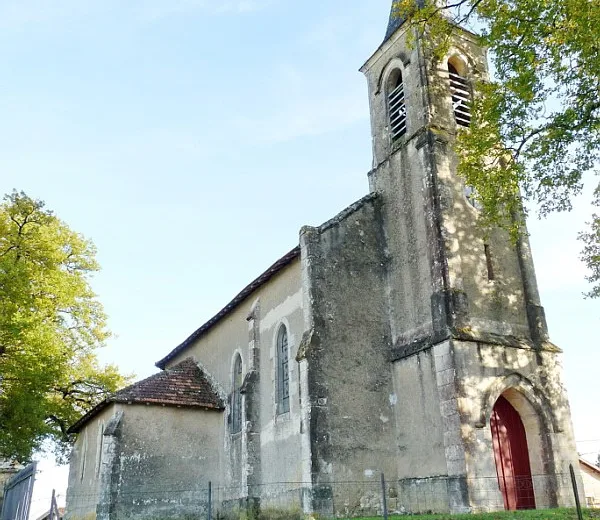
[50, 489, 60, 520]
[208, 481, 212, 520]
[569, 464, 584, 520]
[50, 490, 55, 520]
[380, 473, 388, 520]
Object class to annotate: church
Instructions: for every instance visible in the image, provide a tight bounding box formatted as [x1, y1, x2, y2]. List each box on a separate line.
[64, 3, 584, 519]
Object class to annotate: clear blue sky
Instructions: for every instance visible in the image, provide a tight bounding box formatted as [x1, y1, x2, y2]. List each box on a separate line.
[1, 0, 598, 503]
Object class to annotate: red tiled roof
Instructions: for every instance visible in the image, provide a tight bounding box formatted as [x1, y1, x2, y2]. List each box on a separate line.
[68, 358, 224, 434]
[112, 358, 224, 408]
[580, 458, 600, 476]
[35, 507, 65, 520]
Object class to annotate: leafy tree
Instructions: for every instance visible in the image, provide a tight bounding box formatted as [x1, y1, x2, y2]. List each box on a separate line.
[0, 191, 128, 462]
[393, 0, 600, 292]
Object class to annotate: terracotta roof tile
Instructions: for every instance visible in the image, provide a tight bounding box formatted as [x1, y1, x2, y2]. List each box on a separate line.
[113, 358, 224, 409]
[580, 458, 600, 476]
[68, 358, 224, 434]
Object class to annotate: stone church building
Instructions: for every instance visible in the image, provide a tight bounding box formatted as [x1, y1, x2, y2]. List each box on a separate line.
[65, 3, 583, 519]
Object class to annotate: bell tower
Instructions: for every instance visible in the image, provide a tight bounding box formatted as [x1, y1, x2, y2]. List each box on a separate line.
[360, 1, 549, 358]
[358, 2, 583, 512]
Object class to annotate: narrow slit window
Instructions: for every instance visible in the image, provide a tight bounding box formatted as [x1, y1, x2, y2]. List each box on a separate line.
[448, 63, 471, 127]
[80, 432, 88, 481]
[277, 325, 290, 414]
[96, 423, 104, 477]
[484, 244, 495, 281]
[231, 355, 243, 433]
[388, 71, 407, 141]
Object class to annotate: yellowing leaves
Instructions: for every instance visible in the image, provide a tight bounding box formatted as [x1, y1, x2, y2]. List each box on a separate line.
[395, 0, 599, 292]
[0, 191, 128, 462]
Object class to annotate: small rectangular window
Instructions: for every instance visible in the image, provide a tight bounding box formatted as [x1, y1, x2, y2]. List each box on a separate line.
[484, 244, 495, 281]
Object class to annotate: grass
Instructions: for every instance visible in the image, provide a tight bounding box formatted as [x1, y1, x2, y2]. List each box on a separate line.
[353, 509, 600, 520]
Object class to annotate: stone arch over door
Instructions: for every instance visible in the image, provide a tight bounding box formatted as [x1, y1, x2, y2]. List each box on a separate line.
[478, 373, 558, 436]
[478, 375, 559, 510]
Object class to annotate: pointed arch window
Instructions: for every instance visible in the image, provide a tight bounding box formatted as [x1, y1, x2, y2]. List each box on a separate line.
[276, 325, 290, 414]
[231, 354, 243, 433]
[464, 184, 482, 210]
[388, 70, 407, 141]
[448, 61, 471, 127]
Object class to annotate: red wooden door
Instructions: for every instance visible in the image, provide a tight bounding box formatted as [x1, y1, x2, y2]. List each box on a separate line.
[490, 396, 536, 510]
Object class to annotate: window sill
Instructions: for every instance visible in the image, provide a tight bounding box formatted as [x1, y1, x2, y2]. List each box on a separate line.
[274, 410, 291, 423]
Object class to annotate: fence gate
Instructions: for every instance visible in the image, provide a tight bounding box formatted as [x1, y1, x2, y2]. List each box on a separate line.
[0, 463, 36, 520]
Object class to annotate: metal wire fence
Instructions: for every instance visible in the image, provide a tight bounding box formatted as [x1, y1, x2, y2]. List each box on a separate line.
[63, 467, 596, 519]
[209, 471, 586, 518]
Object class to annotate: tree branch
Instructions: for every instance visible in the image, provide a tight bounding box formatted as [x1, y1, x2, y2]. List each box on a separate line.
[46, 415, 71, 442]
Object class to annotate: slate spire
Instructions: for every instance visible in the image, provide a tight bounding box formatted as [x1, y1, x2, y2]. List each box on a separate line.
[384, 0, 426, 41]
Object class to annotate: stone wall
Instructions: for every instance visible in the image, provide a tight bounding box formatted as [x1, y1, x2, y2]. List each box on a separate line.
[112, 405, 222, 519]
[66, 405, 119, 520]
[65, 403, 223, 520]
[299, 194, 398, 516]
[391, 340, 472, 514]
[580, 461, 600, 508]
[452, 339, 584, 510]
[169, 259, 307, 507]
[391, 348, 447, 481]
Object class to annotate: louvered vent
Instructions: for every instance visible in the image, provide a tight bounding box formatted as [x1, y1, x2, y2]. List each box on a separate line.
[449, 63, 471, 127]
[388, 74, 407, 141]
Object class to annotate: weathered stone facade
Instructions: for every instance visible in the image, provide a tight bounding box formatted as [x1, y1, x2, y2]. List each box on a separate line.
[65, 3, 584, 519]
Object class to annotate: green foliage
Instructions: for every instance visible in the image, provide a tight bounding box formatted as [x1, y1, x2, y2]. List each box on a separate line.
[393, 0, 600, 291]
[257, 508, 304, 520]
[0, 191, 129, 462]
[579, 191, 600, 298]
[214, 507, 304, 520]
[354, 508, 599, 519]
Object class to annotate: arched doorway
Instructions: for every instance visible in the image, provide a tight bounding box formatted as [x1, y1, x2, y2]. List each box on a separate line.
[491, 395, 536, 510]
